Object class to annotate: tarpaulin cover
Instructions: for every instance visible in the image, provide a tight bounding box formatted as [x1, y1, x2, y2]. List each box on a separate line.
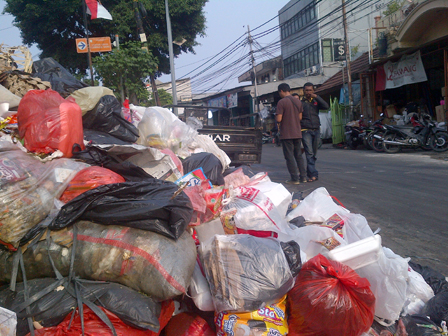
[32, 57, 88, 97]
[51, 179, 193, 240]
[83, 95, 139, 143]
[0, 278, 162, 336]
[164, 313, 214, 336]
[72, 222, 197, 301]
[288, 254, 375, 336]
[17, 89, 84, 157]
[60, 167, 125, 203]
[182, 152, 224, 186]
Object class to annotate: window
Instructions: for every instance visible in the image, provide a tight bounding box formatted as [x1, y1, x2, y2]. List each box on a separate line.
[281, 3, 317, 39]
[322, 39, 333, 63]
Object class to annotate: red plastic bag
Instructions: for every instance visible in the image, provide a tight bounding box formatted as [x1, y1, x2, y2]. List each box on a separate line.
[18, 89, 84, 157]
[288, 254, 375, 336]
[29, 305, 155, 336]
[164, 312, 214, 336]
[60, 166, 125, 203]
[29, 301, 174, 336]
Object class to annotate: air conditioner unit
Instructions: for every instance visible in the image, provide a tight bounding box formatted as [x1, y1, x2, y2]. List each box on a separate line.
[310, 66, 317, 75]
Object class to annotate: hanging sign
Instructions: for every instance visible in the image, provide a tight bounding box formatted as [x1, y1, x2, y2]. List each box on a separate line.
[76, 37, 112, 53]
[227, 93, 238, 108]
[376, 51, 427, 91]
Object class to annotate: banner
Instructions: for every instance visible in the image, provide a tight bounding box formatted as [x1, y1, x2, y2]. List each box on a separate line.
[227, 93, 238, 108]
[376, 51, 427, 91]
[208, 96, 227, 108]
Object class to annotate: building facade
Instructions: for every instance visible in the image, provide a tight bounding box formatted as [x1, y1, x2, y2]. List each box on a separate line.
[279, 0, 388, 80]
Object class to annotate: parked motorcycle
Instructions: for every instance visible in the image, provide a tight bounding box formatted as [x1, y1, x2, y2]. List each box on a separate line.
[345, 117, 368, 150]
[262, 131, 281, 146]
[366, 114, 387, 153]
[381, 114, 448, 153]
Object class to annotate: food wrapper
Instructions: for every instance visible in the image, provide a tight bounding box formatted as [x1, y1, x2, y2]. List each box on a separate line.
[320, 213, 345, 238]
[215, 296, 288, 336]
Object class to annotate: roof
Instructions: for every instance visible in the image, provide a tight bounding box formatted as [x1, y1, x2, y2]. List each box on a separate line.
[316, 50, 377, 95]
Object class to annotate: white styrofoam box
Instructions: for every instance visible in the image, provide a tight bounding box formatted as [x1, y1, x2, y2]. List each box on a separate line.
[328, 234, 382, 270]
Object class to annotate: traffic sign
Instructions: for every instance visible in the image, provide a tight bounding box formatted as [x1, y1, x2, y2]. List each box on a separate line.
[76, 37, 112, 53]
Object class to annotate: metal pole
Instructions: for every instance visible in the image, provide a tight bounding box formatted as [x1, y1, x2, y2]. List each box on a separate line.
[342, 0, 353, 117]
[247, 25, 259, 113]
[165, 0, 178, 116]
[115, 34, 125, 105]
[82, 0, 94, 86]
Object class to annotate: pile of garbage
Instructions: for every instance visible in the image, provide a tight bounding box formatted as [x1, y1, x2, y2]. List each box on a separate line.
[1, 78, 448, 336]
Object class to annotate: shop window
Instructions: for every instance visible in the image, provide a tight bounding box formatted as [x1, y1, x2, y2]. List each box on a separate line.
[322, 39, 333, 63]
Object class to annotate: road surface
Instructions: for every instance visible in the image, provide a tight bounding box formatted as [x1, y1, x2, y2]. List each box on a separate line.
[252, 143, 448, 275]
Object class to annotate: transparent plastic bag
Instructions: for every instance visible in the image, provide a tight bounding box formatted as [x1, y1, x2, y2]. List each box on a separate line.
[222, 185, 291, 236]
[73, 221, 197, 301]
[199, 234, 294, 312]
[0, 307, 16, 336]
[0, 141, 86, 249]
[17, 89, 84, 158]
[402, 266, 435, 315]
[137, 108, 170, 149]
[189, 259, 215, 311]
[223, 167, 251, 189]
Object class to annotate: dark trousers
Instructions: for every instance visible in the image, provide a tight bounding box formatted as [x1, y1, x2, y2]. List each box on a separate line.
[281, 138, 307, 181]
[302, 129, 320, 178]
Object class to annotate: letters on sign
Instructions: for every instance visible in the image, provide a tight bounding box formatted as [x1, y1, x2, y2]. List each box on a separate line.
[207, 134, 231, 142]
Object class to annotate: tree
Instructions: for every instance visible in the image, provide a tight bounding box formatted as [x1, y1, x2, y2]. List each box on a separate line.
[382, 0, 404, 16]
[93, 41, 157, 104]
[3, 0, 208, 76]
[148, 89, 172, 106]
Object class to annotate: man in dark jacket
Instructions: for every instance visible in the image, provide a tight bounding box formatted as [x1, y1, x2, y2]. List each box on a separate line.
[301, 82, 329, 181]
[276, 83, 307, 184]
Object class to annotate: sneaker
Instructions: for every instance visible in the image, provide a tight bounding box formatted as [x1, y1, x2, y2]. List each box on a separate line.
[300, 178, 308, 183]
[285, 179, 300, 185]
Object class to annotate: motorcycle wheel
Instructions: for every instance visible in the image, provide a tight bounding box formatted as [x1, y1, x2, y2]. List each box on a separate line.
[420, 137, 433, 151]
[430, 131, 448, 152]
[363, 134, 373, 150]
[371, 131, 385, 153]
[383, 133, 402, 153]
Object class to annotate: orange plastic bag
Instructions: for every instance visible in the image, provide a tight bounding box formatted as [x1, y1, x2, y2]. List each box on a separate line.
[288, 254, 375, 336]
[18, 89, 84, 158]
[60, 166, 125, 203]
[164, 312, 214, 336]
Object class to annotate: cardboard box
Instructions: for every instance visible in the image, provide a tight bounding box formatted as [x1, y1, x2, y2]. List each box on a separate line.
[435, 105, 445, 122]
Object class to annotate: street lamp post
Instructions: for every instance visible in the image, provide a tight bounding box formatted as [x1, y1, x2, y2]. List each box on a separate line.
[165, 0, 178, 116]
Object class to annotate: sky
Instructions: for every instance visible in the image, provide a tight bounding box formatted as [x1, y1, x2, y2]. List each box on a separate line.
[0, 0, 288, 93]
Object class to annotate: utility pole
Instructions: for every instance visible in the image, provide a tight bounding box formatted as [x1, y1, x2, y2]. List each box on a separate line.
[165, 0, 178, 116]
[82, 0, 94, 85]
[342, 0, 354, 117]
[247, 25, 259, 113]
[114, 34, 126, 105]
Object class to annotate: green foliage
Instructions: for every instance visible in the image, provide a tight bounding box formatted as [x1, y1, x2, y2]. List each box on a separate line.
[148, 89, 173, 106]
[93, 41, 157, 104]
[3, 0, 208, 75]
[351, 44, 360, 59]
[383, 0, 404, 16]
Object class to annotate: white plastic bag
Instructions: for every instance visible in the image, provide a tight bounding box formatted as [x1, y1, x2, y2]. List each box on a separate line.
[137, 108, 171, 148]
[250, 181, 292, 219]
[356, 247, 409, 322]
[69, 86, 114, 115]
[340, 212, 374, 243]
[402, 266, 435, 315]
[286, 187, 349, 222]
[189, 260, 215, 311]
[222, 185, 292, 236]
[0, 306, 17, 336]
[189, 135, 231, 172]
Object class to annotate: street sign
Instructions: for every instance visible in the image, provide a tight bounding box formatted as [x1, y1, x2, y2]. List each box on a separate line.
[76, 37, 112, 53]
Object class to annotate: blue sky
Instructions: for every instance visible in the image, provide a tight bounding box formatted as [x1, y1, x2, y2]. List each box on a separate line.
[0, 0, 286, 91]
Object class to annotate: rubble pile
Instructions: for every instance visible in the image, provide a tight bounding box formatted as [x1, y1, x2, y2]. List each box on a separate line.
[1, 62, 448, 336]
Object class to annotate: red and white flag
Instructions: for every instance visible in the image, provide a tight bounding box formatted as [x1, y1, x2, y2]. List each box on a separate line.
[85, 0, 112, 20]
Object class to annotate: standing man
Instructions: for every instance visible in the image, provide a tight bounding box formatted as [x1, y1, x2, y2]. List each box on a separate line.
[276, 83, 307, 184]
[301, 82, 329, 182]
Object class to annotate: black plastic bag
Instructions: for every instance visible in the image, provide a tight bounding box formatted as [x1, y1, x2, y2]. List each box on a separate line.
[182, 152, 224, 185]
[83, 95, 139, 143]
[280, 241, 302, 277]
[401, 314, 443, 335]
[32, 57, 87, 97]
[50, 179, 193, 240]
[84, 129, 133, 145]
[409, 261, 448, 294]
[72, 144, 154, 182]
[0, 278, 161, 336]
[422, 289, 448, 325]
[223, 165, 256, 177]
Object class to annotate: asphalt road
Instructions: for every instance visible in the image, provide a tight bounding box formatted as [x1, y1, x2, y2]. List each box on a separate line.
[252, 143, 448, 276]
